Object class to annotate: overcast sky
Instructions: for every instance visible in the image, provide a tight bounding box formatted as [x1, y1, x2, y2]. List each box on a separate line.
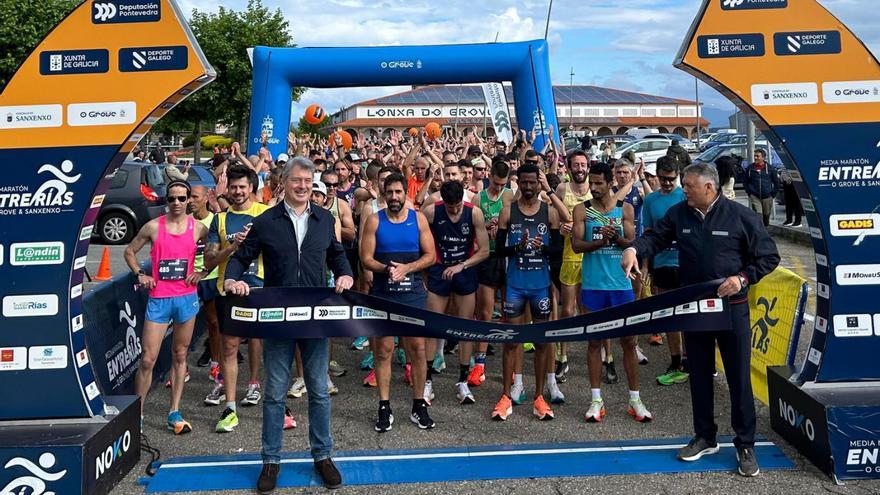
[178, 0, 879, 120]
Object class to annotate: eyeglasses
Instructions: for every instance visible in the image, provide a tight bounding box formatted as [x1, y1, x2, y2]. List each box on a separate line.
[323, 182, 339, 188]
[475, 167, 487, 172]
[524, 160, 539, 165]
[658, 176, 677, 183]
[167, 195, 189, 203]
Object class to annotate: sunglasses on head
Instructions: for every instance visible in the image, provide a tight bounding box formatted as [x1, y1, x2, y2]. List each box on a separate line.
[167, 195, 189, 203]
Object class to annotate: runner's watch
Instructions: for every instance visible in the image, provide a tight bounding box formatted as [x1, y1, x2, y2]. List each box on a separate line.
[737, 274, 748, 288]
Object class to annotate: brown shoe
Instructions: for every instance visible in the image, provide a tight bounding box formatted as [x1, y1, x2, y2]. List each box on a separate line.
[256, 463, 279, 494]
[314, 458, 342, 489]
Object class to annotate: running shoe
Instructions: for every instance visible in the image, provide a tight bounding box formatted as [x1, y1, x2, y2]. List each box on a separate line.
[410, 403, 435, 429]
[554, 360, 569, 383]
[431, 354, 446, 374]
[736, 447, 760, 477]
[649, 334, 664, 346]
[510, 381, 526, 405]
[627, 398, 653, 423]
[283, 407, 297, 430]
[466, 363, 486, 387]
[584, 399, 606, 423]
[351, 336, 370, 350]
[677, 436, 719, 461]
[375, 404, 393, 432]
[209, 363, 220, 383]
[241, 382, 261, 406]
[423, 380, 435, 406]
[363, 370, 377, 387]
[215, 407, 238, 433]
[603, 361, 620, 384]
[404, 363, 412, 385]
[523, 342, 535, 353]
[165, 370, 191, 388]
[204, 382, 225, 406]
[395, 347, 407, 367]
[166, 410, 192, 435]
[328, 360, 347, 377]
[533, 396, 554, 421]
[328, 377, 339, 396]
[196, 346, 211, 367]
[547, 381, 566, 405]
[456, 382, 475, 405]
[492, 395, 513, 421]
[360, 352, 375, 370]
[288, 377, 307, 398]
[656, 366, 689, 386]
[636, 346, 649, 365]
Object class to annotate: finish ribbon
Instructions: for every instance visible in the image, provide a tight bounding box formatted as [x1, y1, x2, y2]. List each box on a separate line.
[218, 280, 732, 342]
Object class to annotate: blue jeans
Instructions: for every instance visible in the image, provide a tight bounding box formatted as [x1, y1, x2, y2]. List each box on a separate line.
[262, 338, 331, 463]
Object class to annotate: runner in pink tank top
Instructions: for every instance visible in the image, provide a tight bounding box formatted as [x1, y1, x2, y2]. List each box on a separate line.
[150, 215, 198, 298]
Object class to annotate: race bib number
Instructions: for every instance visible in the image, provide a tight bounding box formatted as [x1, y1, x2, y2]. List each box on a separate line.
[386, 273, 414, 292]
[158, 258, 189, 281]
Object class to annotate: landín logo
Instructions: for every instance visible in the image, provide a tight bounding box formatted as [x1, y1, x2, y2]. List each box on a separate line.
[258, 308, 284, 322]
[10, 241, 64, 266]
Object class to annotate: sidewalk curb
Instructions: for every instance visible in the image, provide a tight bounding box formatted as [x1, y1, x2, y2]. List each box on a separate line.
[767, 224, 812, 247]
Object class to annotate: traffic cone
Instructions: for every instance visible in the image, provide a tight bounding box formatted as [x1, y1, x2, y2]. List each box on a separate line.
[94, 247, 112, 281]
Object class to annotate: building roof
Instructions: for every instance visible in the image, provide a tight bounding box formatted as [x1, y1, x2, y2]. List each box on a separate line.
[353, 84, 695, 106]
[335, 116, 709, 128]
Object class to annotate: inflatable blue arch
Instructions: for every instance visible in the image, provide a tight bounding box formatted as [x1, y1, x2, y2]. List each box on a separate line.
[246, 40, 559, 156]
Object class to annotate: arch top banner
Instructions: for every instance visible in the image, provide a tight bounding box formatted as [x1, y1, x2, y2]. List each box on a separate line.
[0, 0, 214, 420]
[675, 0, 880, 383]
[247, 40, 559, 156]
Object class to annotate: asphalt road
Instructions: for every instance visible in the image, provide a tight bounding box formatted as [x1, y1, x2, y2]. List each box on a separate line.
[83, 238, 879, 495]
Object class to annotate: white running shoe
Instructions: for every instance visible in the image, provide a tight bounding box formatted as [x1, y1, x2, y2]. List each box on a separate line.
[423, 380, 435, 406]
[456, 382, 475, 405]
[584, 399, 606, 423]
[204, 382, 225, 406]
[241, 382, 261, 406]
[636, 346, 649, 365]
[327, 377, 339, 396]
[628, 397, 653, 422]
[547, 381, 566, 404]
[288, 377, 307, 398]
[510, 381, 526, 405]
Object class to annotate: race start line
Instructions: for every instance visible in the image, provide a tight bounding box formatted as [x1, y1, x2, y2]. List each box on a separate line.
[141, 436, 793, 492]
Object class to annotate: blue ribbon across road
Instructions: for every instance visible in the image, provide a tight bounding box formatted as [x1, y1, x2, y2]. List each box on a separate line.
[216, 280, 732, 343]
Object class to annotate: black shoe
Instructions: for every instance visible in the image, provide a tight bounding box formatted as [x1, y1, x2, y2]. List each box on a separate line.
[782, 220, 792, 226]
[554, 360, 569, 383]
[410, 403, 435, 429]
[237, 350, 245, 364]
[486, 344, 495, 356]
[196, 345, 211, 367]
[677, 436, 720, 461]
[736, 447, 760, 477]
[375, 404, 393, 432]
[680, 358, 689, 373]
[314, 458, 342, 489]
[792, 221, 802, 228]
[603, 361, 619, 384]
[443, 339, 458, 354]
[257, 463, 280, 494]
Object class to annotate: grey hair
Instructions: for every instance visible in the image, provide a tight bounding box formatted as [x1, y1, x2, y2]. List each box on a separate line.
[682, 163, 720, 191]
[613, 158, 635, 170]
[282, 156, 315, 179]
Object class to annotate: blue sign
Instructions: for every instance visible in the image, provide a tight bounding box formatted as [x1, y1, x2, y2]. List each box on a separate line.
[39, 49, 109, 75]
[774, 31, 841, 56]
[118, 46, 188, 72]
[720, 0, 788, 10]
[92, 0, 161, 24]
[697, 34, 765, 59]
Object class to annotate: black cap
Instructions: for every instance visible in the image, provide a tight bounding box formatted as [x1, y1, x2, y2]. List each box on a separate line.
[467, 145, 481, 156]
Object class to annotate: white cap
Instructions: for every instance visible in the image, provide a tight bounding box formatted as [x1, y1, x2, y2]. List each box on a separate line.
[312, 181, 327, 196]
[276, 153, 290, 163]
[644, 162, 657, 176]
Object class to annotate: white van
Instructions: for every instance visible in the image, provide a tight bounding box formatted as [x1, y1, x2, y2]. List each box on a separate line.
[625, 128, 660, 140]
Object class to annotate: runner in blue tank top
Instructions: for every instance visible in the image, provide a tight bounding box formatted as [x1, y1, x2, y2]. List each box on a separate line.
[572, 162, 653, 425]
[422, 180, 490, 406]
[360, 172, 437, 432]
[492, 164, 562, 422]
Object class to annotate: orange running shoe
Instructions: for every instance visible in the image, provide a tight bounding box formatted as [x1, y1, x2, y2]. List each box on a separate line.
[362, 370, 377, 388]
[649, 334, 664, 346]
[467, 363, 486, 387]
[491, 394, 513, 421]
[533, 396, 555, 421]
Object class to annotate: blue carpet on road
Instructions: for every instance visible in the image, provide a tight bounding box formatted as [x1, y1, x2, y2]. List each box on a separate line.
[142, 436, 794, 492]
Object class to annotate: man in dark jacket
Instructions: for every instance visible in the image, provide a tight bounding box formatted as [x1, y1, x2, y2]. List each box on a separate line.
[224, 156, 353, 492]
[666, 138, 692, 169]
[741, 149, 778, 226]
[621, 162, 779, 478]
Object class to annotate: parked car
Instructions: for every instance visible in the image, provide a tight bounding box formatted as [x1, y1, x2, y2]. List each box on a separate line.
[94, 162, 216, 245]
[643, 133, 697, 152]
[625, 128, 661, 139]
[612, 138, 672, 165]
[699, 132, 742, 152]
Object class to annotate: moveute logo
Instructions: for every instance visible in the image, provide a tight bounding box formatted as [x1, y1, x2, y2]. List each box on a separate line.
[95, 430, 132, 479]
[107, 302, 143, 387]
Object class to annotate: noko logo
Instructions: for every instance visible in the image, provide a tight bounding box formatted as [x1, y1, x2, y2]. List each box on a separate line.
[778, 398, 815, 441]
[95, 430, 131, 480]
[1, 452, 67, 494]
[10, 241, 64, 266]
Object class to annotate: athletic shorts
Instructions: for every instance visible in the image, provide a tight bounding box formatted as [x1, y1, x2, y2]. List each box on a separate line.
[371, 289, 427, 310]
[581, 289, 635, 312]
[477, 256, 506, 287]
[560, 260, 582, 286]
[198, 278, 220, 303]
[146, 293, 200, 324]
[427, 265, 478, 296]
[650, 266, 680, 291]
[550, 261, 562, 292]
[504, 285, 551, 320]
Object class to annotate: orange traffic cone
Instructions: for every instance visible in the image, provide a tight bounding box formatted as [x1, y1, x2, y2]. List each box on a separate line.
[94, 247, 112, 281]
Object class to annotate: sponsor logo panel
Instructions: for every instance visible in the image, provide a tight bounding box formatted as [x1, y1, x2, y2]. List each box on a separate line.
[285, 307, 311, 321]
[86, 381, 100, 400]
[0, 104, 63, 129]
[652, 307, 674, 319]
[10, 241, 64, 266]
[751, 83, 818, 107]
[836, 264, 880, 286]
[257, 308, 284, 322]
[0, 347, 27, 371]
[68, 102, 137, 127]
[119, 46, 188, 72]
[93, 0, 161, 24]
[625, 313, 651, 325]
[230, 306, 256, 322]
[697, 34, 765, 59]
[829, 214, 880, 239]
[544, 327, 584, 337]
[390, 313, 425, 326]
[28, 345, 68, 369]
[832, 314, 873, 338]
[353, 306, 388, 320]
[822, 81, 880, 104]
[314, 306, 350, 320]
[586, 319, 624, 334]
[675, 302, 699, 315]
[773, 31, 841, 56]
[699, 299, 723, 313]
[720, 0, 787, 10]
[76, 349, 90, 368]
[2, 294, 59, 317]
[39, 49, 109, 75]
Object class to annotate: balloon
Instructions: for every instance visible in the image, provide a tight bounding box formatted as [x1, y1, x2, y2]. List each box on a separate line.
[425, 122, 442, 140]
[304, 104, 325, 125]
